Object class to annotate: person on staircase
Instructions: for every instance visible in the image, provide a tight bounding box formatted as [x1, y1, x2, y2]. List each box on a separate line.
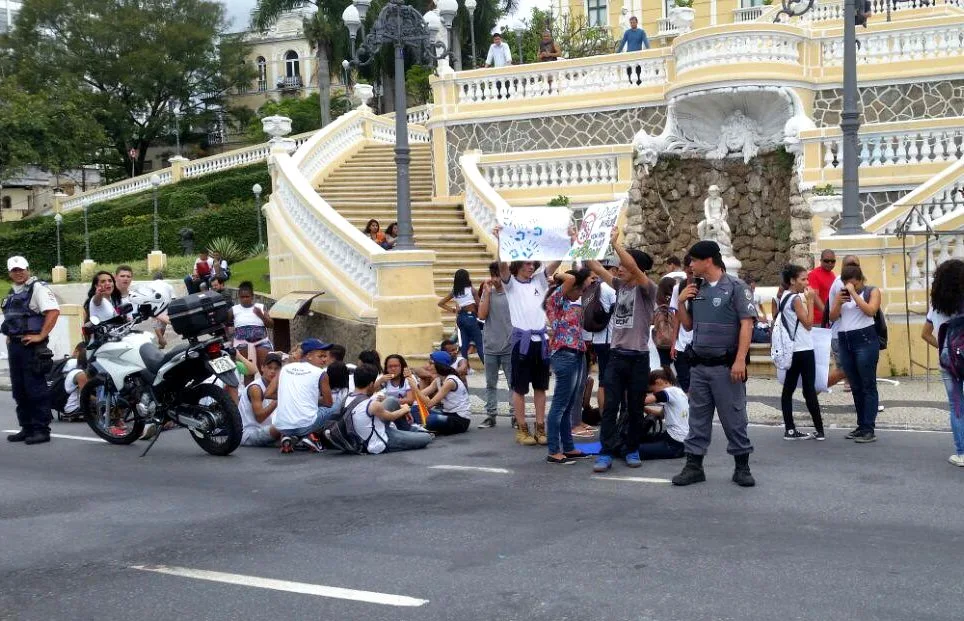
[363, 219, 386, 246]
[383, 222, 398, 250]
[438, 269, 484, 364]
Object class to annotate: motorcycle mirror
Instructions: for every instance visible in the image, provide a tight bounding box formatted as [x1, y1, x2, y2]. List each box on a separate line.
[117, 302, 134, 315]
[138, 303, 153, 319]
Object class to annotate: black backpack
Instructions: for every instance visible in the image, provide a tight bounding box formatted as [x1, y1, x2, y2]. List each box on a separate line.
[581, 281, 613, 333]
[861, 286, 888, 350]
[322, 394, 376, 454]
[46, 357, 75, 420]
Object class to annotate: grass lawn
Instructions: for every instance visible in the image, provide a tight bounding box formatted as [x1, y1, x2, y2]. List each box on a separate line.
[227, 254, 269, 290]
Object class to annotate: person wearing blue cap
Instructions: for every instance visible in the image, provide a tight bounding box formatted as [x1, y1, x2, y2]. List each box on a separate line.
[406, 350, 472, 435]
[266, 338, 333, 453]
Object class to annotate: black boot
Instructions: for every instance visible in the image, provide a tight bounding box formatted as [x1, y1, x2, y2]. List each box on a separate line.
[672, 453, 706, 486]
[732, 453, 756, 487]
[24, 431, 51, 445]
[7, 429, 29, 442]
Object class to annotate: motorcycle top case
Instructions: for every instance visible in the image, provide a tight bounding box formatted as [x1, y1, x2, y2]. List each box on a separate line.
[168, 292, 230, 338]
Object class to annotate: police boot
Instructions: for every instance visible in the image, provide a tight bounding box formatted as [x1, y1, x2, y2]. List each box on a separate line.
[6, 429, 29, 442]
[732, 453, 756, 487]
[672, 453, 706, 486]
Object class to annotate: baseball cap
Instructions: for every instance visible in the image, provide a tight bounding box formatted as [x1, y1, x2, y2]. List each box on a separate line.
[301, 338, 332, 354]
[7, 256, 28, 271]
[600, 256, 619, 268]
[689, 240, 722, 261]
[429, 350, 453, 366]
[264, 352, 284, 366]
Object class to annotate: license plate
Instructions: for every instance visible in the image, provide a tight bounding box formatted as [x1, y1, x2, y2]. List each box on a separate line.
[209, 355, 235, 374]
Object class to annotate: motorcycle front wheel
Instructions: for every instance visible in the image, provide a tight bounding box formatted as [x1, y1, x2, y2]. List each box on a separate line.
[80, 376, 145, 445]
[185, 384, 242, 456]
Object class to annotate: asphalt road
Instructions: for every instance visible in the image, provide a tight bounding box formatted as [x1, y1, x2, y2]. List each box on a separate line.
[1, 391, 962, 621]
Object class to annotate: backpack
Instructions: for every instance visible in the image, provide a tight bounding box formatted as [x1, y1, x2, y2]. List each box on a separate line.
[938, 315, 964, 382]
[652, 304, 675, 349]
[861, 286, 888, 350]
[770, 293, 799, 371]
[46, 356, 74, 420]
[581, 281, 613, 333]
[322, 394, 375, 454]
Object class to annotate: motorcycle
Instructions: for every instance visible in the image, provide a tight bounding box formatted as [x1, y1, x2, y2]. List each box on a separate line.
[80, 302, 243, 456]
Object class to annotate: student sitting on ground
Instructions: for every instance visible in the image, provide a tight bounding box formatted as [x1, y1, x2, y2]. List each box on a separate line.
[62, 342, 88, 421]
[349, 364, 433, 453]
[638, 369, 689, 460]
[238, 351, 282, 447]
[319, 361, 351, 422]
[383, 354, 426, 431]
[358, 350, 382, 373]
[441, 339, 469, 381]
[266, 338, 333, 453]
[406, 350, 472, 435]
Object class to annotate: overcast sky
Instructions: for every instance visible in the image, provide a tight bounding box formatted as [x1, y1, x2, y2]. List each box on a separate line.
[221, 0, 550, 32]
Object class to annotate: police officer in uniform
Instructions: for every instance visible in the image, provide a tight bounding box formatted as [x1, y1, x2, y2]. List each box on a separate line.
[3, 256, 61, 445]
[672, 241, 756, 487]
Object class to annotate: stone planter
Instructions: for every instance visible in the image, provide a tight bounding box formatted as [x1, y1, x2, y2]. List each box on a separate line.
[354, 83, 374, 110]
[808, 194, 842, 238]
[669, 7, 696, 32]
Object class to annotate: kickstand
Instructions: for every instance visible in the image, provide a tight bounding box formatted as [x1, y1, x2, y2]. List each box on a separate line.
[139, 423, 164, 457]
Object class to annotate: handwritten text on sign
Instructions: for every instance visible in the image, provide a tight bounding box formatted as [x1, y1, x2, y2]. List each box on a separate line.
[567, 201, 623, 261]
[498, 207, 572, 261]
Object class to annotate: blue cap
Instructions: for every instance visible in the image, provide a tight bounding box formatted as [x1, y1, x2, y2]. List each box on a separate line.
[301, 338, 332, 354]
[429, 350, 453, 366]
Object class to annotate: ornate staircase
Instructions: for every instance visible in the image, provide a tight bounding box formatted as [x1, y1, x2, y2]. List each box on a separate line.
[316, 143, 495, 338]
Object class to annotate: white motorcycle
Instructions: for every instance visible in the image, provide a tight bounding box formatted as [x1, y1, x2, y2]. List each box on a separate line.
[80, 289, 243, 456]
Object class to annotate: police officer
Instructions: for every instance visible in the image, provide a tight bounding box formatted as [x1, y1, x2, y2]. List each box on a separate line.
[672, 241, 756, 487]
[3, 256, 61, 445]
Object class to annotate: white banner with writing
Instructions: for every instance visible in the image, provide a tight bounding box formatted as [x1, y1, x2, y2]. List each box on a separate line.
[498, 207, 572, 261]
[567, 200, 623, 261]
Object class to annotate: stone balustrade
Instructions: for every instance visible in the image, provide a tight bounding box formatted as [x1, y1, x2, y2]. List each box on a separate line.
[459, 152, 503, 257]
[675, 29, 803, 75]
[60, 170, 174, 211]
[814, 125, 964, 170]
[475, 145, 633, 197]
[732, 5, 766, 22]
[864, 157, 964, 233]
[820, 23, 964, 66]
[903, 234, 964, 289]
[803, 0, 962, 22]
[657, 18, 680, 36]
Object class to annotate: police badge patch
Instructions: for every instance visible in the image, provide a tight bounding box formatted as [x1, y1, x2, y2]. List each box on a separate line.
[744, 289, 752, 300]
[713, 298, 722, 307]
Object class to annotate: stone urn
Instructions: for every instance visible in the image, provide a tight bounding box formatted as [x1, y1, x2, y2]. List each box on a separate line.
[669, 6, 696, 32]
[808, 194, 842, 238]
[262, 115, 295, 154]
[354, 83, 374, 110]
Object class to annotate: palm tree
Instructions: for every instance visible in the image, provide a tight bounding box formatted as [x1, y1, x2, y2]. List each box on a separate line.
[251, 0, 352, 128]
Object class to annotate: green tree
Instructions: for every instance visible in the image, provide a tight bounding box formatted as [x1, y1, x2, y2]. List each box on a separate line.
[503, 8, 617, 63]
[8, 0, 252, 177]
[245, 92, 352, 140]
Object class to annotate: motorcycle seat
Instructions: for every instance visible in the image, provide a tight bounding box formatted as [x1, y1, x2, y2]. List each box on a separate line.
[140, 342, 190, 374]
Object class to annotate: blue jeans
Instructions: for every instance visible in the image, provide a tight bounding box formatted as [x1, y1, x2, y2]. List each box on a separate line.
[838, 326, 880, 432]
[942, 370, 964, 455]
[385, 426, 433, 451]
[278, 397, 344, 437]
[457, 310, 484, 361]
[547, 348, 585, 455]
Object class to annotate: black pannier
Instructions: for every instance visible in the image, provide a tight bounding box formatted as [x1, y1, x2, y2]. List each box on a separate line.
[168, 292, 230, 338]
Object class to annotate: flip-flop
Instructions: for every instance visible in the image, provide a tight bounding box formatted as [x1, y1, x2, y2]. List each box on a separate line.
[572, 429, 595, 438]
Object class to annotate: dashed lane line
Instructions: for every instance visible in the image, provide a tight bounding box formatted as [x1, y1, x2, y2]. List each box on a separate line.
[3, 430, 104, 443]
[428, 464, 512, 474]
[592, 475, 673, 484]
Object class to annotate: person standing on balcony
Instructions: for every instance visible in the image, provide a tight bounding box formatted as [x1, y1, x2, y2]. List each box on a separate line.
[484, 33, 513, 68]
[538, 31, 561, 62]
[616, 17, 650, 52]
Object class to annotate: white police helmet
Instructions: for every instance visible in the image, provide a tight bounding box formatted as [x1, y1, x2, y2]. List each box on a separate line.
[128, 284, 171, 319]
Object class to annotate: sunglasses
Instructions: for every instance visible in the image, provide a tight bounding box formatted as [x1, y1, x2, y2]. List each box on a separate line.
[822, 259, 836, 264]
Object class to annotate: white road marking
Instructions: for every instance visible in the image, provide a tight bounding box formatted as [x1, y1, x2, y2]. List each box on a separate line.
[3, 429, 104, 443]
[593, 476, 673, 484]
[130, 565, 429, 607]
[428, 464, 511, 474]
[738, 423, 951, 434]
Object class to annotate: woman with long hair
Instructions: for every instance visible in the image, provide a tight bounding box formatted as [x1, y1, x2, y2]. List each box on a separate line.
[84, 271, 122, 323]
[406, 350, 471, 435]
[778, 264, 825, 440]
[829, 264, 882, 443]
[921, 258, 964, 466]
[437, 268, 484, 362]
[383, 222, 398, 250]
[363, 219, 386, 245]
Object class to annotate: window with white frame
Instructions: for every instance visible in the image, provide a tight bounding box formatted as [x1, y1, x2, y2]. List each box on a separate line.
[586, 0, 607, 27]
[284, 50, 300, 78]
[256, 56, 267, 92]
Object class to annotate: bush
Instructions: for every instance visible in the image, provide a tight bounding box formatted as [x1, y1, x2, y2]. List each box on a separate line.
[168, 190, 209, 214]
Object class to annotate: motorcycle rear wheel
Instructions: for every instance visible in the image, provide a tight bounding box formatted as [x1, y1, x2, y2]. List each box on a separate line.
[186, 384, 242, 456]
[80, 376, 145, 445]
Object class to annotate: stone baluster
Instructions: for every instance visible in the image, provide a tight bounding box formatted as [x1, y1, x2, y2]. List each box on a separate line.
[859, 140, 870, 166]
[935, 132, 949, 161]
[824, 140, 837, 168]
[909, 249, 924, 289]
[538, 163, 549, 187]
[549, 162, 561, 186]
[509, 165, 521, 189]
[883, 137, 896, 165]
[937, 237, 952, 265]
[907, 133, 920, 164]
[896, 135, 909, 164]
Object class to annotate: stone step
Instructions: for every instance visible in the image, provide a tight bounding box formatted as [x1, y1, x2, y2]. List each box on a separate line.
[319, 179, 434, 189]
[321, 190, 434, 199]
[342, 210, 467, 221]
[341, 157, 433, 166]
[327, 164, 433, 174]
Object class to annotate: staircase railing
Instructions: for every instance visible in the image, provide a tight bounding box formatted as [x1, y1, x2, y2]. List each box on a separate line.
[460, 151, 504, 258]
[863, 157, 964, 233]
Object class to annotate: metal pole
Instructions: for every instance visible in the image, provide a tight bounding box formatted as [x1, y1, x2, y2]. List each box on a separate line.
[469, 11, 476, 68]
[516, 33, 523, 64]
[393, 39, 414, 250]
[255, 191, 264, 247]
[175, 113, 182, 158]
[838, 0, 862, 234]
[56, 221, 62, 266]
[152, 185, 159, 250]
[83, 206, 90, 260]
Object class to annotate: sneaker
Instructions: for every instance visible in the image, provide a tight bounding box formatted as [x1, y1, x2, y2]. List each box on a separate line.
[593, 455, 613, 473]
[854, 431, 877, 443]
[515, 424, 538, 446]
[279, 436, 295, 454]
[409, 423, 430, 434]
[546, 455, 575, 465]
[948, 454, 964, 467]
[784, 429, 812, 440]
[534, 423, 548, 446]
[109, 423, 128, 437]
[878, 405, 885, 412]
[844, 428, 861, 440]
[477, 416, 497, 429]
[814, 432, 826, 441]
[624, 451, 642, 468]
[298, 435, 324, 453]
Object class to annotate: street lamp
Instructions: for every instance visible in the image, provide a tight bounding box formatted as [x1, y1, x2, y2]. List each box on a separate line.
[253, 183, 264, 248]
[343, 4, 361, 56]
[54, 212, 64, 266]
[82, 203, 91, 261]
[465, 0, 478, 69]
[437, 0, 458, 68]
[775, 0, 864, 234]
[150, 174, 161, 251]
[511, 17, 526, 65]
[344, 0, 449, 251]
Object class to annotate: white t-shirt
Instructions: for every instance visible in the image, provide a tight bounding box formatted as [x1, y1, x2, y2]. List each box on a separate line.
[233, 303, 266, 328]
[239, 377, 275, 442]
[654, 386, 690, 443]
[384, 379, 410, 401]
[582, 281, 617, 344]
[88, 298, 117, 322]
[926, 307, 955, 336]
[438, 375, 471, 419]
[669, 284, 693, 352]
[503, 268, 549, 339]
[833, 281, 875, 334]
[349, 394, 387, 454]
[64, 368, 85, 414]
[453, 288, 475, 309]
[152, 279, 175, 300]
[779, 291, 813, 352]
[273, 362, 323, 430]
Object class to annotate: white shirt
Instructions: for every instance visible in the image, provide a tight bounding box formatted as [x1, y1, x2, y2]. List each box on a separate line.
[239, 377, 275, 442]
[926, 306, 955, 336]
[485, 42, 512, 67]
[438, 375, 471, 419]
[349, 395, 387, 454]
[152, 279, 175, 300]
[655, 386, 690, 443]
[503, 268, 549, 339]
[779, 291, 813, 352]
[64, 368, 85, 414]
[665, 271, 687, 281]
[453, 288, 475, 309]
[582, 281, 617, 344]
[669, 284, 693, 351]
[88, 298, 117, 322]
[12, 277, 60, 314]
[233, 303, 266, 328]
[384, 379, 410, 401]
[273, 362, 323, 430]
[834, 282, 875, 334]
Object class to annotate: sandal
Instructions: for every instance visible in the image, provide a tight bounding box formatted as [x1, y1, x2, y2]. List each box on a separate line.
[572, 429, 595, 438]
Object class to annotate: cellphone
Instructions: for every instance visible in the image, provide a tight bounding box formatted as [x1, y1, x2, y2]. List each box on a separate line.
[693, 277, 705, 290]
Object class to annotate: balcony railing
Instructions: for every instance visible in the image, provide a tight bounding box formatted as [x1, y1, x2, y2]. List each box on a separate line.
[277, 75, 303, 91]
[803, 0, 963, 22]
[257, 79, 268, 93]
[674, 28, 804, 75]
[732, 5, 766, 22]
[657, 17, 680, 36]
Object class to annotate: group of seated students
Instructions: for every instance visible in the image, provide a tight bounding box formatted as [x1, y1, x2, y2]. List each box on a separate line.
[235, 337, 473, 454]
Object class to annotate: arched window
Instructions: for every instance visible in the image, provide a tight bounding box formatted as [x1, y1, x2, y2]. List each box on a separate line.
[1, 196, 11, 210]
[284, 50, 300, 78]
[256, 56, 267, 92]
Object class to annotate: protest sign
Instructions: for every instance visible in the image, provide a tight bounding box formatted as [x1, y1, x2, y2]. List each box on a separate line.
[498, 207, 572, 261]
[567, 201, 623, 261]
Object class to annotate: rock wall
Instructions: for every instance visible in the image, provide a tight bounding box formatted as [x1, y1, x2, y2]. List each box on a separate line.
[624, 152, 812, 285]
[813, 80, 964, 127]
[444, 105, 666, 195]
